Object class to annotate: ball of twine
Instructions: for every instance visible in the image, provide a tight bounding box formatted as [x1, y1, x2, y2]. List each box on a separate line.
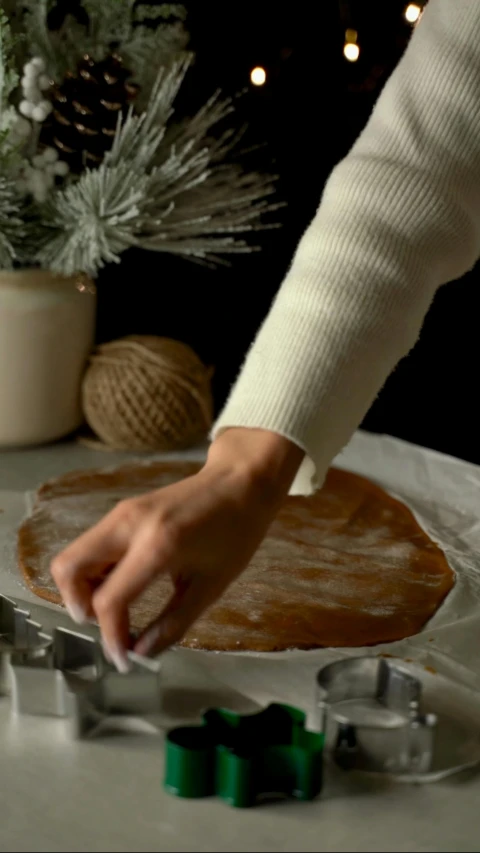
[81, 335, 214, 452]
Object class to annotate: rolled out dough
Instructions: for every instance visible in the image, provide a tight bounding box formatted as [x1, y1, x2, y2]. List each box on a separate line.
[17, 460, 454, 652]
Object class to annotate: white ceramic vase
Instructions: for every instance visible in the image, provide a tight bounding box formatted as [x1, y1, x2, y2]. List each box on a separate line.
[0, 269, 96, 447]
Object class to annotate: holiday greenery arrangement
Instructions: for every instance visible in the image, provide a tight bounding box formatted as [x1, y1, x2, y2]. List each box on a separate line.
[0, 1, 280, 276]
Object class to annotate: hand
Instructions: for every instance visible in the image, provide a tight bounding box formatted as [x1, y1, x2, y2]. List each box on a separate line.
[50, 428, 304, 672]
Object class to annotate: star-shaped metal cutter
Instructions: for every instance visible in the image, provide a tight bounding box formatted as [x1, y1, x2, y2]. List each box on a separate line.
[164, 702, 324, 808]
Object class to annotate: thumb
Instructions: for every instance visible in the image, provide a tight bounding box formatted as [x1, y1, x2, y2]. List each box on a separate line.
[133, 573, 215, 656]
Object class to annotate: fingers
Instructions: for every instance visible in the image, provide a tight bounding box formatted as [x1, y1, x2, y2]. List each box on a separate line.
[49, 483, 240, 672]
[50, 503, 132, 624]
[91, 531, 174, 672]
[133, 574, 218, 657]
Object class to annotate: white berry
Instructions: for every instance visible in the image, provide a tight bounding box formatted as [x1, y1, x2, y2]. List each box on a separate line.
[31, 106, 47, 122]
[23, 89, 37, 104]
[31, 57, 46, 72]
[31, 101, 52, 122]
[30, 172, 49, 203]
[30, 172, 45, 192]
[32, 154, 45, 168]
[25, 87, 41, 105]
[12, 117, 31, 138]
[43, 147, 59, 164]
[53, 160, 69, 177]
[23, 62, 38, 79]
[19, 100, 34, 118]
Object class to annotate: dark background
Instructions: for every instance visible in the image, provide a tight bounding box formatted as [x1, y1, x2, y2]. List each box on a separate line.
[60, 1, 480, 465]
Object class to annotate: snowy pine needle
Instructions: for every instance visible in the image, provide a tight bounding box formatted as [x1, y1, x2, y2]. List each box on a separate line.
[36, 163, 148, 276]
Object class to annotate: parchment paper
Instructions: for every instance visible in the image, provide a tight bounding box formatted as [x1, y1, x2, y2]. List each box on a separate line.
[2, 430, 480, 690]
[184, 432, 480, 707]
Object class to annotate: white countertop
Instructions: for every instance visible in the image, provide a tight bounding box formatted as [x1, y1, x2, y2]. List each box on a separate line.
[0, 436, 480, 853]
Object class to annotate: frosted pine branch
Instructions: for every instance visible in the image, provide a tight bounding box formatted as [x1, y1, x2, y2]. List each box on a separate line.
[36, 164, 147, 276]
[21, 1, 61, 77]
[80, 0, 135, 56]
[105, 58, 191, 172]
[134, 5, 187, 25]
[0, 175, 25, 269]
[0, 9, 19, 124]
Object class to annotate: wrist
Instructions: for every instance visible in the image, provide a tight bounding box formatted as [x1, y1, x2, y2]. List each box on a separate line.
[208, 427, 304, 497]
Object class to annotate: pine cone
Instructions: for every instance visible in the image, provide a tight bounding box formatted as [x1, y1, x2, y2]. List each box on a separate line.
[42, 54, 139, 173]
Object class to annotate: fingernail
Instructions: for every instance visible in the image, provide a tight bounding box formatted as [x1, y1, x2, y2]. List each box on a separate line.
[101, 640, 112, 664]
[104, 643, 131, 674]
[64, 600, 87, 625]
[134, 624, 161, 658]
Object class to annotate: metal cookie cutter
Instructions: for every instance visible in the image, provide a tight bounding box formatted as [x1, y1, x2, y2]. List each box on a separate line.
[0, 594, 50, 693]
[165, 703, 324, 808]
[316, 657, 437, 776]
[10, 626, 162, 738]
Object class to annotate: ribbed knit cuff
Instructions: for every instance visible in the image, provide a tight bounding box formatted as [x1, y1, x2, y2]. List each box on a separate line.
[211, 415, 319, 496]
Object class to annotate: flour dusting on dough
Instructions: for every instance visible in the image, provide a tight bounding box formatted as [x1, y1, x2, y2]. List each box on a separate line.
[17, 462, 454, 652]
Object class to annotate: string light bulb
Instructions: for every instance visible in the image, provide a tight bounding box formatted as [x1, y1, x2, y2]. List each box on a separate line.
[250, 66, 267, 86]
[343, 29, 360, 62]
[405, 3, 422, 24]
[344, 42, 360, 62]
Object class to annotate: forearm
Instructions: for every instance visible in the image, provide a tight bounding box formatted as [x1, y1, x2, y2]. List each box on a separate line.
[213, 0, 480, 493]
[207, 428, 304, 502]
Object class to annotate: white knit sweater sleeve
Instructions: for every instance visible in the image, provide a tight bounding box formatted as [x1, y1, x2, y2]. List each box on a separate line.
[212, 0, 480, 494]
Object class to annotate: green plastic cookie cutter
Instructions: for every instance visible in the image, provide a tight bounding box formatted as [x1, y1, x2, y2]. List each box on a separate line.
[164, 702, 324, 808]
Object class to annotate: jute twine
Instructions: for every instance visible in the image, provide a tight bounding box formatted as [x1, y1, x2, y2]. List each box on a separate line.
[81, 335, 214, 452]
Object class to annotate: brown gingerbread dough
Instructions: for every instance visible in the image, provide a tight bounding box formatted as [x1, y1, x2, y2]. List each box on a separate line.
[17, 460, 454, 651]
